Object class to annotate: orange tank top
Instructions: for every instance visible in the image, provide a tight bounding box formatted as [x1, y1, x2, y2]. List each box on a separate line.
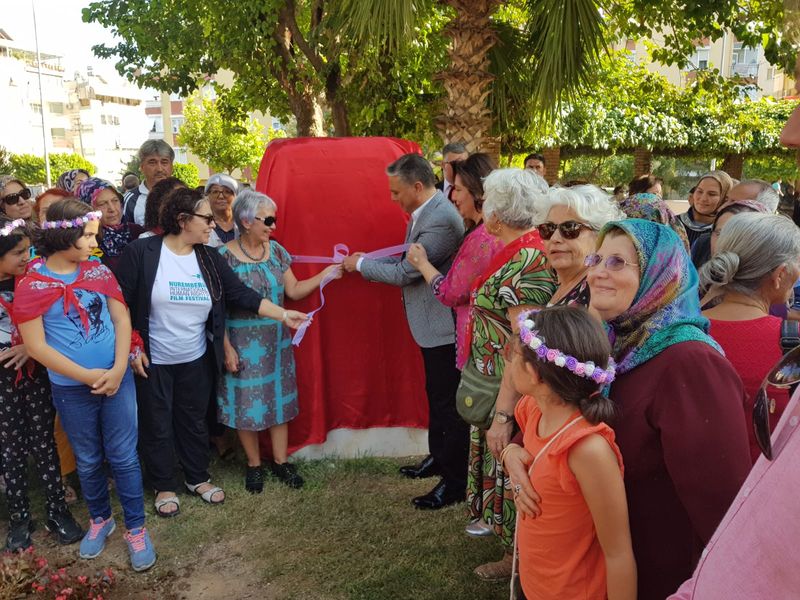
[514, 395, 624, 600]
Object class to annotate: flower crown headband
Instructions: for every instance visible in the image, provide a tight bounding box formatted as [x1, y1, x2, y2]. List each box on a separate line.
[517, 311, 616, 385]
[0, 219, 26, 237]
[41, 211, 102, 230]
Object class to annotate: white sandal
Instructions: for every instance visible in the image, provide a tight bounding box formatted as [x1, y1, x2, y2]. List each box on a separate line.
[185, 480, 225, 504]
[154, 494, 181, 518]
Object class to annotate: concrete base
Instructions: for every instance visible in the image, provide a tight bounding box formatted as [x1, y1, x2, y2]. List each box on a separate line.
[291, 427, 429, 460]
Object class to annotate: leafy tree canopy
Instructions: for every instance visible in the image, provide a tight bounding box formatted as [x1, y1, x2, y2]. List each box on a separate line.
[9, 153, 96, 186]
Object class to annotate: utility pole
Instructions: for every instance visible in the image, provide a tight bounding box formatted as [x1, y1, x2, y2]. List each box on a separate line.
[32, 0, 51, 187]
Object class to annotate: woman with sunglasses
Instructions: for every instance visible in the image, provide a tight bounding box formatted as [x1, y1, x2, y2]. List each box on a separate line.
[218, 190, 340, 492]
[0, 177, 34, 223]
[115, 188, 309, 518]
[699, 212, 800, 463]
[585, 219, 749, 598]
[537, 185, 624, 308]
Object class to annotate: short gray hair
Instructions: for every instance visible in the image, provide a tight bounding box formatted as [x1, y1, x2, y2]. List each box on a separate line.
[386, 154, 436, 188]
[482, 168, 548, 229]
[138, 139, 175, 162]
[735, 179, 780, 213]
[232, 189, 277, 232]
[442, 142, 467, 156]
[699, 212, 800, 299]
[540, 185, 624, 229]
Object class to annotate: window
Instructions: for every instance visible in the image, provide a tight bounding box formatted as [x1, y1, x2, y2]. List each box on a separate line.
[30, 103, 42, 114]
[48, 102, 64, 114]
[689, 46, 710, 70]
[50, 127, 66, 139]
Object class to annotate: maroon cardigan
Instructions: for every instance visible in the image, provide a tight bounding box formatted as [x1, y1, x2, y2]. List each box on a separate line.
[611, 341, 751, 600]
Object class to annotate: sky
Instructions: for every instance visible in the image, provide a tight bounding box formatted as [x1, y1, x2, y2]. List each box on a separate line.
[1, 0, 120, 77]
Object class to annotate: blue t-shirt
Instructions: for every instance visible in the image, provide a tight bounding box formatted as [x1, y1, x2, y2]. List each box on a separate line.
[38, 264, 116, 386]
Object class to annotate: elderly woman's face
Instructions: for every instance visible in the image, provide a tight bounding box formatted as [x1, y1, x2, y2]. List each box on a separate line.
[451, 174, 480, 222]
[587, 233, 641, 321]
[208, 184, 236, 214]
[542, 205, 598, 277]
[0, 181, 33, 221]
[244, 205, 277, 244]
[94, 189, 122, 227]
[692, 178, 723, 216]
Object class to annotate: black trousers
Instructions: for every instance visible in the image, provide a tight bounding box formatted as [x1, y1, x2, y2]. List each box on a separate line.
[0, 366, 65, 517]
[137, 351, 212, 491]
[420, 344, 468, 489]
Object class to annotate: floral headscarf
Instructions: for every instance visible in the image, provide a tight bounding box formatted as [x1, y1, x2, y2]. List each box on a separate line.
[597, 218, 721, 375]
[619, 192, 690, 252]
[55, 169, 91, 193]
[75, 177, 113, 206]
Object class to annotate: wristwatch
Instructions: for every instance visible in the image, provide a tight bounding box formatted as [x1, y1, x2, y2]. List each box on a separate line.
[494, 411, 514, 425]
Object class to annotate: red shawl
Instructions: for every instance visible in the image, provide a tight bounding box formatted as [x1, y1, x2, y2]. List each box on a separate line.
[463, 230, 545, 357]
[14, 261, 126, 332]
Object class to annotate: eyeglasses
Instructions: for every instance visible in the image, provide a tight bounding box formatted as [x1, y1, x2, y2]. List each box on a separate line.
[189, 212, 215, 226]
[753, 345, 800, 460]
[584, 253, 639, 271]
[208, 188, 234, 197]
[538, 220, 595, 240]
[2, 188, 32, 205]
[254, 216, 277, 227]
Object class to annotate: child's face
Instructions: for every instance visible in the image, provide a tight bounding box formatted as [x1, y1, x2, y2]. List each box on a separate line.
[0, 238, 31, 278]
[65, 219, 100, 263]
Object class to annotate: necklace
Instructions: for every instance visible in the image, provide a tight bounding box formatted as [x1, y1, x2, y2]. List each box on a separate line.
[237, 238, 267, 262]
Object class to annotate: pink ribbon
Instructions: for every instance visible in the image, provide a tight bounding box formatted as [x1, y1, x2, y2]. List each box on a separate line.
[290, 243, 412, 346]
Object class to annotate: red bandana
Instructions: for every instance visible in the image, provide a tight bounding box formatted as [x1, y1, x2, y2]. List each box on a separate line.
[14, 261, 126, 330]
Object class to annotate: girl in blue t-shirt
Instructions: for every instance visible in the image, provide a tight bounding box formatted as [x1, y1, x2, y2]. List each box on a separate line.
[15, 199, 156, 572]
[0, 217, 83, 552]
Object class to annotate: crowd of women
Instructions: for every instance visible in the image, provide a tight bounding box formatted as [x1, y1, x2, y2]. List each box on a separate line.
[0, 166, 330, 572]
[0, 152, 798, 598]
[406, 157, 797, 599]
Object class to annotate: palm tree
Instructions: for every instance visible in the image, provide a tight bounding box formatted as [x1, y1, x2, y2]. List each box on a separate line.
[338, 0, 606, 155]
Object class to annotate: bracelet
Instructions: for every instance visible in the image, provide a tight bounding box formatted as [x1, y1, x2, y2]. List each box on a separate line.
[281, 310, 288, 323]
[499, 443, 521, 467]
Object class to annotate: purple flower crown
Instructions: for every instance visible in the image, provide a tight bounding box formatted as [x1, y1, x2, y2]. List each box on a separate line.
[0, 219, 26, 237]
[517, 311, 616, 385]
[41, 211, 102, 230]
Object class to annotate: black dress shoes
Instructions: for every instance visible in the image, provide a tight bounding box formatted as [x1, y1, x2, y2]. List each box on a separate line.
[412, 479, 466, 510]
[399, 455, 439, 479]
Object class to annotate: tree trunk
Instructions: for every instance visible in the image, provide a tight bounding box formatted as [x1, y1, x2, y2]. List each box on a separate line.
[542, 147, 561, 185]
[290, 94, 325, 137]
[633, 148, 652, 176]
[326, 63, 351, 136]
[721, 153, 744, 180]
[436, 0, 502, 158]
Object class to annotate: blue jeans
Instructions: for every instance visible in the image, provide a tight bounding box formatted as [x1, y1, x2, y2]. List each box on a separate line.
[51, 370, 145, 529]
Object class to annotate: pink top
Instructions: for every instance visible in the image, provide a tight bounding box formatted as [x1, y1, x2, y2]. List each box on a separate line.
[669, 387, 800, 599]
[708, 316, 790, 463]
[431, 223, 503, 369]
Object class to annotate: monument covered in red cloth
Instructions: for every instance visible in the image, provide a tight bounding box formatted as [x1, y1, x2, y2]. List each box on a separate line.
[255, 137, 429, 456]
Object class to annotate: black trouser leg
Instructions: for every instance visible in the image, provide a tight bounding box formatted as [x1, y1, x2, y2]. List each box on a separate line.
[420, 344, 468, 489]
[171, 353, 213, 486]
[137, 362, 178, 491]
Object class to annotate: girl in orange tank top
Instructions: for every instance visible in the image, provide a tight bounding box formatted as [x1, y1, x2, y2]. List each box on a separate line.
[501, 306, 636, 600]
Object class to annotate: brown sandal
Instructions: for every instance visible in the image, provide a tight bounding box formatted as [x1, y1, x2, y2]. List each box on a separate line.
[473, 552, 514, 582]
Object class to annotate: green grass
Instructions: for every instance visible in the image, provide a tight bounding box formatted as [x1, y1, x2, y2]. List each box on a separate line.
[4, 455, 509, 599]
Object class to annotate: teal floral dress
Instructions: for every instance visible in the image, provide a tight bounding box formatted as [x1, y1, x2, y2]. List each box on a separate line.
[217, 241, 298, 431]
[466, 242, 556, 549]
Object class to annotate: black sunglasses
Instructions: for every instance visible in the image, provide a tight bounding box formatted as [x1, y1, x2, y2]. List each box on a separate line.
[254, 216, 277, 227]
[189, 212, 215, 226]
[2, 188, 32, 205]
[537, 220, 594, 240]
[753, 345, 800, 460]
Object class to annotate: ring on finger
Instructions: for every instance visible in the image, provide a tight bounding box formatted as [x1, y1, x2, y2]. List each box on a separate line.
[514, 484, 522, 495]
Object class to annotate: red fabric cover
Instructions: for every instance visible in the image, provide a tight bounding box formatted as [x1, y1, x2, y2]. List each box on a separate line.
[255, 137, 428, 455]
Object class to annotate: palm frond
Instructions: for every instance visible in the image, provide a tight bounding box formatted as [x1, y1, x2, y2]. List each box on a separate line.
[488, 19, 536, 133]
[327, 0, 435, 51]
[525, 0, 607, 122]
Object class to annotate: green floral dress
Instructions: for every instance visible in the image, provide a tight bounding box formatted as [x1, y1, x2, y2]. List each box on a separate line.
[466, 245, 556, 549]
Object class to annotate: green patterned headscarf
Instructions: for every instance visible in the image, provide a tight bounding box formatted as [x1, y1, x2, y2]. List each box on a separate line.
[596, 219, 722, 375]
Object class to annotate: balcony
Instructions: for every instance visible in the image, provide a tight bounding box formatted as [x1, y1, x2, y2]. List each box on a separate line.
[731, 63, 759, 79]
